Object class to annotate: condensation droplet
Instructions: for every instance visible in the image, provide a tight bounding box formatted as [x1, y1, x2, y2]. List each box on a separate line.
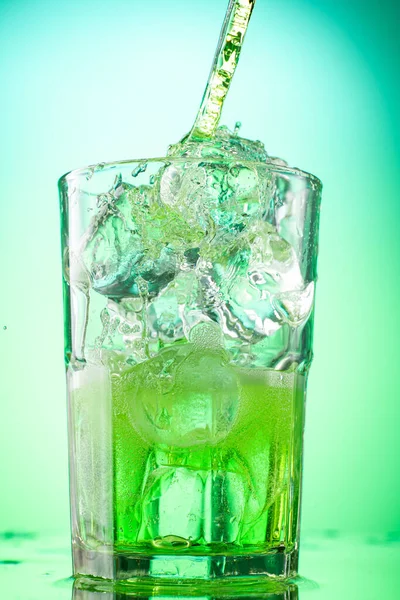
[3, 326, 7, 330]
[96, 193, 110, 207]
[234, 121, 242, 135]
[132, 162, 148, 178]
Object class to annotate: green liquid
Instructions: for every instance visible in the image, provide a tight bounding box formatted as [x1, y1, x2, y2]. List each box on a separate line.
[189, 0, 256, 141]
[109, 344, 305, 554]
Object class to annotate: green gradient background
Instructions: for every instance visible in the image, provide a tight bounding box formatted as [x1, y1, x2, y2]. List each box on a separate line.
[0, 0, 399, 550]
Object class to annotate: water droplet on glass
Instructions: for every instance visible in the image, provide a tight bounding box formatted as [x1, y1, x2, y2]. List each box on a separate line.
[3, 326, 7, 330]
[100, 308, 110, 326]
[111, 172, 123, 192]
[132, 162, 148, 178]
[96, 193, 109, 207]
[149, 174, 155, 185]
[234, 121, 242, 135]
[85, 167, 94, 181]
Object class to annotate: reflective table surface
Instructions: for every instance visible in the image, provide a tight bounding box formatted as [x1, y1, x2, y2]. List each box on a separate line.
[0, 532, 398, 599]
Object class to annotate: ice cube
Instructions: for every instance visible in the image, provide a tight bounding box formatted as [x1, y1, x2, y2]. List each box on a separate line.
[136, 445, 251, 545]
[196, 220, 307, 344]
[246, 220, 304, 293]
[138, 462, 205, 543]
[272, 281, 315, 326]
[114, 344, 240, 447]
[82, 177, 204, 300]
[157, 159, 263, 241]
[147, 270, 203, 349]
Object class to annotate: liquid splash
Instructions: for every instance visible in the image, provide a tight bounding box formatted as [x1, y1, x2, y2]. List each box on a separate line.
[189, 0, 256, 141]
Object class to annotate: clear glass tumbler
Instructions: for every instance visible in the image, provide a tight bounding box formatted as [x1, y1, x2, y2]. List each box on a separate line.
[58, 156, 321, 584]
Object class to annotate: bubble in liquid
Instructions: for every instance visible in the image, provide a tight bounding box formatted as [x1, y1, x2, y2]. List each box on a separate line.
[189, 321, 223, 350]
[152, 534, 192, 549]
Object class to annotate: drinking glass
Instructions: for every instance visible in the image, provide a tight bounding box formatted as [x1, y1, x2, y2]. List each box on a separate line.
[58, 156, 322, 583]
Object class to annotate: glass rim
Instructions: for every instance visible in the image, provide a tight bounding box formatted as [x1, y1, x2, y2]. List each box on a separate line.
[58, 156, 323, 190]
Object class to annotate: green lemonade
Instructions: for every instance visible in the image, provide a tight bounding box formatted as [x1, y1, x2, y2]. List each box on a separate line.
[70, 336, 306, 559]
[112, 345, 305, 554]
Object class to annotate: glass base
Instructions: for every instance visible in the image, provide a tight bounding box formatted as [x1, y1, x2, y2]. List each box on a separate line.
[72, 543, 298, 586]
[74, 576, 299, 600]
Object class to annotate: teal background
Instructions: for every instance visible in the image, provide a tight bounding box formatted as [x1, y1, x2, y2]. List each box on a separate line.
[0, 0, 399, 565]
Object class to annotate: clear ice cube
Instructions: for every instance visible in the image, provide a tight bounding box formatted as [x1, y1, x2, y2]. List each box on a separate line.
[82, 178, 204, 299]
[197, 220, 307, 343]
[157, 160, 262, 241]
[115, 343, 240, 448]
[136, 446, 251, 545]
